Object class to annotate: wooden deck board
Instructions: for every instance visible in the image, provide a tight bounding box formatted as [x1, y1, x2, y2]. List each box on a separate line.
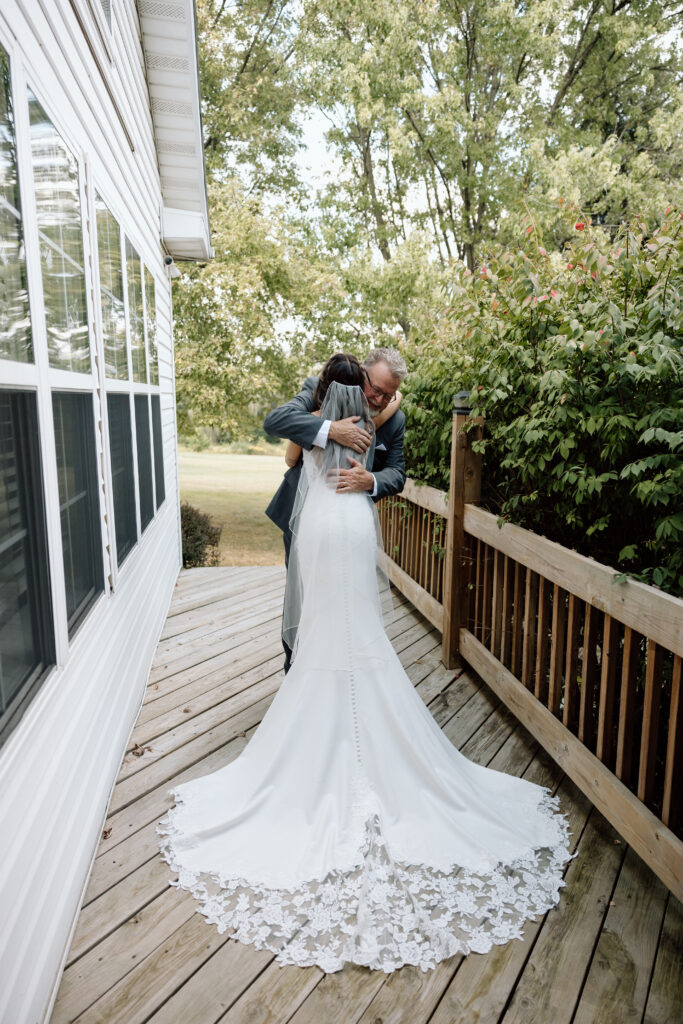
[50, 567, 682, 1024]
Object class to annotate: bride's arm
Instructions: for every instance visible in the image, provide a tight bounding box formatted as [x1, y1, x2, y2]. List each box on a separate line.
[373, 390, 402, 429]
[284, 410, 322, 467]
[284, 441, 302, 467]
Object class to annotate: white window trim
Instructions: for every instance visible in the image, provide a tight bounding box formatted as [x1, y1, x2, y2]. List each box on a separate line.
[10, 53, 71, 668]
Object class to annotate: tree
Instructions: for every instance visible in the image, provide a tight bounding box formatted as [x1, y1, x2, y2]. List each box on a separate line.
[301, 0, 682, 270]
[174, 0, 682, 439]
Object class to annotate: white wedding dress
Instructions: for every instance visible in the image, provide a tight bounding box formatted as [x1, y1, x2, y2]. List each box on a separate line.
[159, 387, 574, 974]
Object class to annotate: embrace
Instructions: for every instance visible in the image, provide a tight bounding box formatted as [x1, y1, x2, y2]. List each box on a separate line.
[263, 348, 408, 672]
[158, 347, 574, 974]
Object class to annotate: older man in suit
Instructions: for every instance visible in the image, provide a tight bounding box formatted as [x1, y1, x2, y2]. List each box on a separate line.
[264, 347, 407, 671]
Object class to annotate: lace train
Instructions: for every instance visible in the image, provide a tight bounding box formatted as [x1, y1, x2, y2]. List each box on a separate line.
[158, 785, 575, 974]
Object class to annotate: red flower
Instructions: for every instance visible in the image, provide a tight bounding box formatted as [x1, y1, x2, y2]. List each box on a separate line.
[575, 222, 585, 230]
[477, 385, 483, 391]
[567, 263, 574, 269]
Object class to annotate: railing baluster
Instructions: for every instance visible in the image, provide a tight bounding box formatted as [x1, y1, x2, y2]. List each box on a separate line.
[548, 584, 566, 716]
[511, 560, 524, 678]
[615, 625, 639, 785]
[429, 511, 437, 599]
[662, 654, 682, 829]
[490, 549, 501, 656]
[596, 614, 619, 768]
[521, 568, 537, 690]
[563, 592, 580, 732]
[474, 538, 482, 641]
[500, 554, 511, 667]
[579, 603, 599, 749]
[534, 575, 550, 701]
[481, 540, 491, 643]
[638, 639, 664, 805]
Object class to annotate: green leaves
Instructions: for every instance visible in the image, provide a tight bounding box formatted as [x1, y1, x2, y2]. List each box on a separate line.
[402, 205, 683, 596]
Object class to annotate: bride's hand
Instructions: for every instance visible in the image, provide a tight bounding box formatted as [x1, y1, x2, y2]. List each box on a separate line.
[329, 416, 372, 453]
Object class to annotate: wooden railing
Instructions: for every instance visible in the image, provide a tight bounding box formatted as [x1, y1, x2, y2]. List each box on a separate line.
[377, 400, 683, 902]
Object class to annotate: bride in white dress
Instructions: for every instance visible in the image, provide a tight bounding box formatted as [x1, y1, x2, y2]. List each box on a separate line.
[158, 371, 574, 974]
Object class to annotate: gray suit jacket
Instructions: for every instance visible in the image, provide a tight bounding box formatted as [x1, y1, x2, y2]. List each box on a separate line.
[263, 377, 406, 535]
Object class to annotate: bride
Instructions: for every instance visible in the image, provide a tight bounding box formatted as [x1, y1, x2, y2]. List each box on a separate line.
[158, 356, 574, 974]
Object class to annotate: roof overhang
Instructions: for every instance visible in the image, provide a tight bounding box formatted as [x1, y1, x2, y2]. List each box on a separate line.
[137, 0, 213, 261]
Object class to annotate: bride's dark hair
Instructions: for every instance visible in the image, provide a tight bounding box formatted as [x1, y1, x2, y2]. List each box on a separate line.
[313, 353, 365, 410]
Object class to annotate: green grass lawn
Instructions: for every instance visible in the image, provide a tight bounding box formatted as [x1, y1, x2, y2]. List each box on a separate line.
[178, 448, 288, 565]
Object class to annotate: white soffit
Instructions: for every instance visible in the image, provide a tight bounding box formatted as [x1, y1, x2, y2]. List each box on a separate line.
[137, 0, 212, 260]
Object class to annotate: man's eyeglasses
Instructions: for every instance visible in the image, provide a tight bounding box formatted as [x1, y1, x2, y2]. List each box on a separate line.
[363, 369, 396, 404]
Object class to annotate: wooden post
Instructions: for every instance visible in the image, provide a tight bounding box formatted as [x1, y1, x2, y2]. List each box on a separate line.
[442, 393, 482, 668]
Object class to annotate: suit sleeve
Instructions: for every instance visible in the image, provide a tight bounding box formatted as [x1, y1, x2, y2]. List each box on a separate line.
[263, 379, 321, 450]
[373, 415, 407, 501]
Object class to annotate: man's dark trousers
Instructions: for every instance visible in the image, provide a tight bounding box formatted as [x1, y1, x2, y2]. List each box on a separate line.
[282, 532, 293, 673]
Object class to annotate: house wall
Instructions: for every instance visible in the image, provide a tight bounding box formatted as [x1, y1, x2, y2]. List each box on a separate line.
[0, 3, 184, 1021]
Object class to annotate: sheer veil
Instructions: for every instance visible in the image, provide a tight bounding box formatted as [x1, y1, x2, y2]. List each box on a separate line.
[282, 380, 392, 660]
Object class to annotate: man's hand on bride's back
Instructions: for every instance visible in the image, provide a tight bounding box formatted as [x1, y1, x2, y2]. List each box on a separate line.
[329, 416, 372, 453]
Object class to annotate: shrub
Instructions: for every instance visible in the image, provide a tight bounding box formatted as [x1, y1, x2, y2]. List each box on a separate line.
[402, 205, 683, 596]
[180, 502, 222, 567]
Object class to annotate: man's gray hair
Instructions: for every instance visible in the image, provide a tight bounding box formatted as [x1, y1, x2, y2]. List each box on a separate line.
[364, 347, 408, 381]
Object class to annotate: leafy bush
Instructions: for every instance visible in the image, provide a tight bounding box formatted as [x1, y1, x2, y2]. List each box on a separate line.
[181, 502, 222, 568]
[402, 205, 683, 596]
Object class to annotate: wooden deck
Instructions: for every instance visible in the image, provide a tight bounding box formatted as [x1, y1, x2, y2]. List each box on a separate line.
[50, 567, 682, 1024]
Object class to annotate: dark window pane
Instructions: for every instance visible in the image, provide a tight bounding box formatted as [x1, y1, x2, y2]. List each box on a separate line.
[0, 391, 54, 744]
[107, 394, 136, 565]
[28, 88, 89, 373]
[144, 267, 158, 385]
[53, 393, 104, 634]
[134, 395, 153, 531]
[96, 194, 127, 379]
[126, 240, 146, 383]
[0, 45, 32, 363]
[151, 395, 165, 508]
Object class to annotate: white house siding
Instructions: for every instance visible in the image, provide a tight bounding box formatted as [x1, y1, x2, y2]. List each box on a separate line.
[0, 2, 206, 1021]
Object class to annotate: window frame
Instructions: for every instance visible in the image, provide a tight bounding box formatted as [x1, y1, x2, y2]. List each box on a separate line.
[89, 184, 165, 587]
[0, 24, 170, 728]
[52, 389, 106, 637]
[0, 388, 56, 749]
[3, 50, 115, 664]
[0, 18, 175, 752]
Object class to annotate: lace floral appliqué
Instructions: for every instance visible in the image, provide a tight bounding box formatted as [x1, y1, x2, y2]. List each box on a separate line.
[158, 787, 574, 974]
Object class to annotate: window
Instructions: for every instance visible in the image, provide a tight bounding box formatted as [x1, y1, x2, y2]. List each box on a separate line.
[53, 393, 104, 633]
[28, 89, 89, 373]
[126, 239, 146, 383]
[0, 391, 54, 743]
[0, 44, 32, 363]
[151, 395, 165, 508]
[107, 393, 136, 565]
[95, 194, 127, 379]
[134, 395, 153, 532]
[144, 266, 158, 385]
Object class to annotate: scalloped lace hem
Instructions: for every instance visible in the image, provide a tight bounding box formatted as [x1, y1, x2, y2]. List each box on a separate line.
[158, 789, 575, 974]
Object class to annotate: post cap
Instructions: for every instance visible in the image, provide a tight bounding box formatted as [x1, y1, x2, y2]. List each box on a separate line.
[453, 390, 471, 414]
